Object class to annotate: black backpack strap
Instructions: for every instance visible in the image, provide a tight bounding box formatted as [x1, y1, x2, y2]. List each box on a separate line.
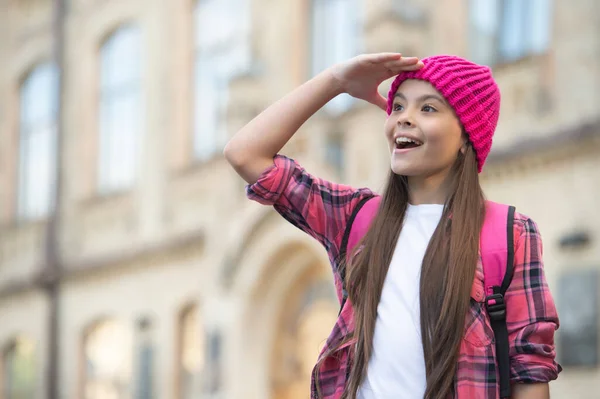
[337, 195, 373, 313]
[485, 205, 516, 398]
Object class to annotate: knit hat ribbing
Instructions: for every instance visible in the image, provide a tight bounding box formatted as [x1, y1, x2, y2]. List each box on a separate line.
[386, 55, 501, 172]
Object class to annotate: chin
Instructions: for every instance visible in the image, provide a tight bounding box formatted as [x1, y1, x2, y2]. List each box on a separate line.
[391, 160, 422, 176]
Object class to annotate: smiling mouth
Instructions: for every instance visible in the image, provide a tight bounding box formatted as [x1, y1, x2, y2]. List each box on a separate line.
[394, 137, 423, 150]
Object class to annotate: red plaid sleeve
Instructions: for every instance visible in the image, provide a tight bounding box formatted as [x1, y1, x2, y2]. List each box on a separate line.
[246, 155, 373, 295]
[506, 213, 562, 384]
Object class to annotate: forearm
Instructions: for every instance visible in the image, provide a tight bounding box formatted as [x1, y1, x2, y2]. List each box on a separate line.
[224, 68, 342, 184]
[511, 382, 550, 399]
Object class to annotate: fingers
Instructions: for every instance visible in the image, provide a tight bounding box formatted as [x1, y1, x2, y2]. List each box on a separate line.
[383, 57, 422, 69]
[366, 53, 403, 63]
[366, 53, 420, 65]
[382, 58, 424, 76]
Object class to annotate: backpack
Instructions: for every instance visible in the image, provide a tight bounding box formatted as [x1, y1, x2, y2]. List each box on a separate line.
[338, 196, 516, 398]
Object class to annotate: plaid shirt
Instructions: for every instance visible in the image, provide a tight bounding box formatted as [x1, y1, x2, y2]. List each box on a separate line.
[247, 155, 561, 399]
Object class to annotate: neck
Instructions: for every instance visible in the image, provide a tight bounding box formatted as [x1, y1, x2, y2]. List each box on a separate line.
[407, 170, 452, 205]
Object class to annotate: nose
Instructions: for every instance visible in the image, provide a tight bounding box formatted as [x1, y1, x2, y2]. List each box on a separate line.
[396, 111, 415, 128]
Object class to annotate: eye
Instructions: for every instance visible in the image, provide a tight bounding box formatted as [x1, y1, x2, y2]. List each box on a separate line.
[422, 104, 437, 112]
[393, 103, 404, 112]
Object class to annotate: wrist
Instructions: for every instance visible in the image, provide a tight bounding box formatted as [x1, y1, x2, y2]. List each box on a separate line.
[321, 67, 346, 97]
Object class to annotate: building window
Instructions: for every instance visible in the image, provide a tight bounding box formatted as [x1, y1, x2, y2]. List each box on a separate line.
[204, 331, 222, 394]
[310, 0, 359, 114]
[557, 269, 599, 368]
[2, 337, 36, 399]
[469, 0, 552, 65]
[178, 304, 204, 399]
[325, 132, 345, 178]
[84, 319, 133, 399]
[98, 25, 142, 193]
[193, 0, 251, 160]
[135, 318, 154, 399]
[18, 63, 58, 221]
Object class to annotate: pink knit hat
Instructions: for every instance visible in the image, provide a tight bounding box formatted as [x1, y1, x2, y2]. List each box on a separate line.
[386, 55, 501, 172]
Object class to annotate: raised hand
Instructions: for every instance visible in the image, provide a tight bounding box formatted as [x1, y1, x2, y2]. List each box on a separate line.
[329, 53, 424, 111]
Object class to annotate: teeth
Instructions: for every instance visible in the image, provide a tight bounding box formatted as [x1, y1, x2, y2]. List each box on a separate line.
[395, 137, 422, 145]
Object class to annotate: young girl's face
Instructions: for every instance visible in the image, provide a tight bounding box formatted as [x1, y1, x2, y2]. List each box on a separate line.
[385, 79, 464, 179]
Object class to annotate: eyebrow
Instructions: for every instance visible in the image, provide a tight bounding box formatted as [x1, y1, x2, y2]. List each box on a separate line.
[394, 92, 447, 105]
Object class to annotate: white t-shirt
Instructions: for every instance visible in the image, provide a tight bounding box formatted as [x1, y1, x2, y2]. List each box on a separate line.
[357, 203, 444, 399]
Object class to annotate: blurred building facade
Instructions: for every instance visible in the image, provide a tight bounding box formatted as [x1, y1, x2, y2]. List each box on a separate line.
[0, 0, 599, 398]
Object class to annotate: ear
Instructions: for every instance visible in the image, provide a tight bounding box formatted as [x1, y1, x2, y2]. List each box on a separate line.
[459, 130, 469, 155]
[459, 139, 468, 155]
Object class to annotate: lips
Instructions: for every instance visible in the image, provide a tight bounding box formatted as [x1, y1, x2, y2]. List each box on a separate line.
[394, 135, 423, 151]
[393, 146, 420, 155]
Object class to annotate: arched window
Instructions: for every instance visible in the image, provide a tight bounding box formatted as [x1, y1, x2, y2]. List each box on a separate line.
[469, 0, 552, 65]
[193, 0, 251, 160]
[2, 336, 36, 399]
[98, 25, 142, 193]
[177, 304, 204, 399]
[310, 0, 359, 113]
[135, 317, 154, 399]
[18, 62, 58, 220]
[83, 319, 133, 399]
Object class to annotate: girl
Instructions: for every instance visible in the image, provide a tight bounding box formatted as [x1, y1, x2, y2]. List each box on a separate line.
[224, 53, 560, 399]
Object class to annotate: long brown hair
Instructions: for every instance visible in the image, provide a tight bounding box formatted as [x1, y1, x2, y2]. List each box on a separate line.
[333, 144, 484, 399]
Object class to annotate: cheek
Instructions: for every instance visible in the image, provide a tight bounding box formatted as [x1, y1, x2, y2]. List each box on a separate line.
[424, 122, 462, 152]
[383, 117, 394, 137]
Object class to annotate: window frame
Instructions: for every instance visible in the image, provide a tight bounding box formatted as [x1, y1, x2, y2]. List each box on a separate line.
[469, 0, 552, 66]
[16, 62, 59, 221]
[309, 0, 361, 114]
[97, 24, 142, 194]
[1, 336, 36, 399]
[192, 0, 252, 161]
[556, 268, 599, 368]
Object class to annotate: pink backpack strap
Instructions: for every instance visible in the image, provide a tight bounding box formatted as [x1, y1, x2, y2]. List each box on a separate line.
[338, 195, 381, 309]
[346, 196, 382, 256]
[481, 200, 516, 297]
[481, 200, 516, 399]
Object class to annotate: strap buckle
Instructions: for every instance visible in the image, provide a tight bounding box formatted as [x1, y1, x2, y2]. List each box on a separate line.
[485, 293, 506, 321]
